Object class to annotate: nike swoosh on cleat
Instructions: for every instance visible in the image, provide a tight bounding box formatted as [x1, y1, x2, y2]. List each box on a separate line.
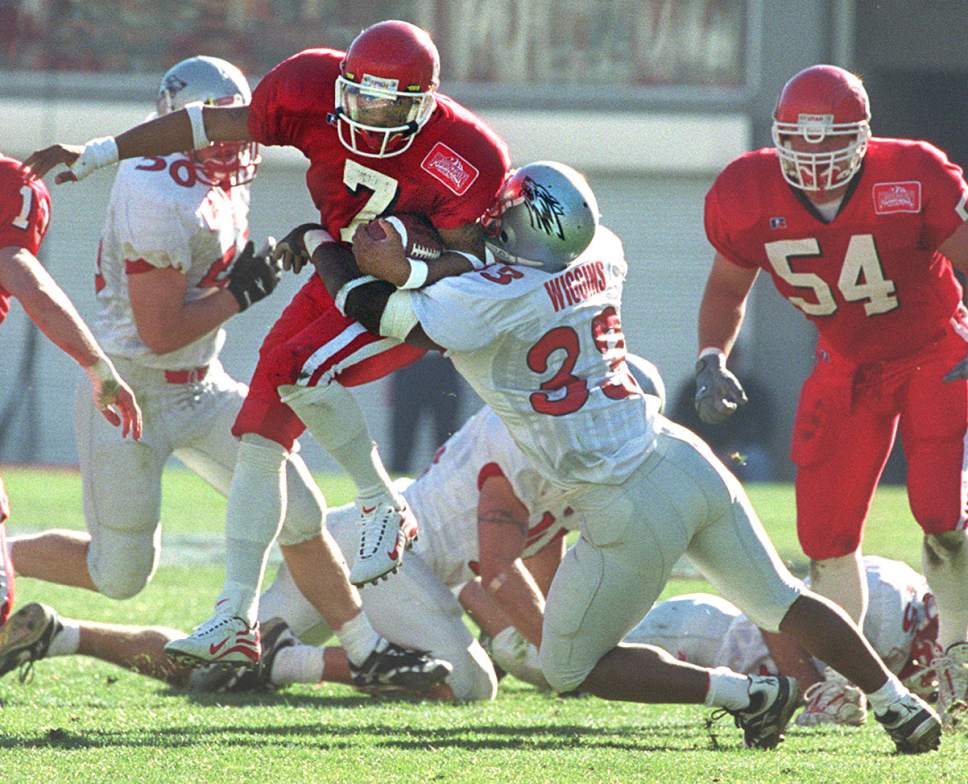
[209, 637, 230, 655]
[362, 506, 376, 514]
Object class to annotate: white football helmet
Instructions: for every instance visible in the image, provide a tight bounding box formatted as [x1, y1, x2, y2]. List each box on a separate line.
[157, 55, 259, 187]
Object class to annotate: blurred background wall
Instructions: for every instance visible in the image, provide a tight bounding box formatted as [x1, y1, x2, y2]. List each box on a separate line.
[0, 0, 965, 479]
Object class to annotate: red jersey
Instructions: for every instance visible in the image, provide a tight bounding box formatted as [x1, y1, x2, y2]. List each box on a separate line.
[248, 49, 510, 242]
[0, 156, 52, 325]
[705, 138, 968, 363]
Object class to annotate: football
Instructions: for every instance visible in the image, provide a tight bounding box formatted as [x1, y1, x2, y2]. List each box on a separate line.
[365, 213, 444, 261]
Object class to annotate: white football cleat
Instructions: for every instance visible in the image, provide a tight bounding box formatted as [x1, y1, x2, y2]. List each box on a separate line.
[715, 675, 799, 749]
[349, 500, 418, 587]
[164, 612, 260, 668]
[934, 641, 968, 731]
[0, 602, 61, 682]
[796, 669, 867, 727]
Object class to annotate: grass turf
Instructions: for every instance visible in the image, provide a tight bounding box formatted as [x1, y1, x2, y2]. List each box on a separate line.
[0, 467, 965, 783]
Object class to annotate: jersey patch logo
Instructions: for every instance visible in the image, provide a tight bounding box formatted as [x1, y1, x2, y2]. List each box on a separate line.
[769, 216, 787, 230]
[873, 181, 921, 214]
[421, 142, 479, 195]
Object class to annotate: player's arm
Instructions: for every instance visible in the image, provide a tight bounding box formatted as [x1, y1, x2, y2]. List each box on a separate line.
[24, 106, 252, 184]
[311, 240, 442, 350]
[522, 535, 566, 598]
[694, 252, 759, 424]
[0, 245, 141, 438]
[127, 242, 280, 354]
[351, 219, 486, 289]
[476, 473, 546, 647]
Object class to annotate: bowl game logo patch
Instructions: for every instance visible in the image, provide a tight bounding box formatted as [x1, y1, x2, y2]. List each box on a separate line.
[421, 142, 479, 195]
[873, 181, 921, 214]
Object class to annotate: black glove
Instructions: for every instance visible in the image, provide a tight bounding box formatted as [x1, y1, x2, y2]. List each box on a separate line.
[272, 222, 326, 274]
[943, 350, 968, 383]
[694, 352, 748, 424]
[227, 239, 280, 312]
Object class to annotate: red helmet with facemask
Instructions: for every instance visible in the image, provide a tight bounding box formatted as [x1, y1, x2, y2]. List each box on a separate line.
[771, 64, 871, 194]
[335, 20, 440, 158]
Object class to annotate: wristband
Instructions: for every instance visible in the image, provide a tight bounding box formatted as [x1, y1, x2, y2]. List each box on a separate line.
[84, 356, 118, 384]
[334, 275, 378, 316]
[184, 104, 209, 150]
[304, 228, 335, 257]
[71, 136, 119, 180]
[400, 259, 429, 290]
[448, 250, 487, 270]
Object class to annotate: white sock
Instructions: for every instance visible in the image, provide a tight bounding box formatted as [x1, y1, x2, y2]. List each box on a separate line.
[218, 435, 289, 624]
[335, 611, 380, 668]
[47, 618, 81, 658]
[866, 674, 907, 714]
[810, 551, 868, 625]
[704, 667, 750, 710]
[922, 531, 968, 649]
[281, 384, 399, 503]
[269, 644, 325, 687]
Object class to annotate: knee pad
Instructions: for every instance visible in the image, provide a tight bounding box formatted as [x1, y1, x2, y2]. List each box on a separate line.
[87, 525, 160, 600]
[447, 642, 499, 702]
[538, 641, 588, 695]
[923, 530, 968, 566]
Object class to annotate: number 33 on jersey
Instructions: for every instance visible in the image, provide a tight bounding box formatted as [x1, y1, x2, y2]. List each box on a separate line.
[705, 138, 968, 363]
[408, 225, 658, 489]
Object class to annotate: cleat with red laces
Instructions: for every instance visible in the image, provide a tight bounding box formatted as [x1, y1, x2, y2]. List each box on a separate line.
[349, 499, 418, 587]
[164, 612, 261, 668]
[796, 668, 867, 727]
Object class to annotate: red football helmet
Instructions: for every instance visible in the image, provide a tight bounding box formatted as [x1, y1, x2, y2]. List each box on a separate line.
[335, 20, 440, 158]
[771, 64, 871, 193]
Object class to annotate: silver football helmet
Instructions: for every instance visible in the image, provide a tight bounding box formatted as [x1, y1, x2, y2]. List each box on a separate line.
[156, 55, 259, 187]
[483, 161, 599, 273]
[625, 353, 666, 414]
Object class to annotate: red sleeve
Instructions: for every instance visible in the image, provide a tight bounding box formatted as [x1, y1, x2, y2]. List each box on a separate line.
[703, 163, 761, 270]
[0, 161, 51, 254]
[247, 49, 341, 150]
[918, 142, 968, 249]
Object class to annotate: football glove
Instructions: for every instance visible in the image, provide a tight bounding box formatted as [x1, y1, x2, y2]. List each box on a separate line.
[272, 223, 327, 274]
[227, 239, 280, 312]
[943, 351, 968, 383]
[694, 352, 748, 424]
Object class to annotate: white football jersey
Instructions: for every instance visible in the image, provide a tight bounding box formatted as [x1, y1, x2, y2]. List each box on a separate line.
[404, 406, 575, 587]
[411, 226, 659, 489]
[628, 557, 934, 677]
[94, 154, 250, 369]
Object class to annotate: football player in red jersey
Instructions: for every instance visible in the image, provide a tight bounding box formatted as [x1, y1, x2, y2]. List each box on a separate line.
[695, 64, 968, 727]
[26, 20, 510, 664]
[0, 152, 142, 626]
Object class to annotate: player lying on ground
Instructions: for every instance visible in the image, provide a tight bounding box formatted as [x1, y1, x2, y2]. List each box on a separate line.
[695, 63, 968, 729]
[310, 159, 943, 753]
[7, 56, 449, 692]
[490, 556, 948, 728]
[0, 354, 662, 700]
[24, 24, 511, 686]
[0, 148, 140, 628]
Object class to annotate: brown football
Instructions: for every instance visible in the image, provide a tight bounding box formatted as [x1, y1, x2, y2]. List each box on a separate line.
[369, 213, 444, 261]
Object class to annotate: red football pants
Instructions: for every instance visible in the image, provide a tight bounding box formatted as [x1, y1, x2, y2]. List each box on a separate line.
[792, 326, 968, 560]
[233, 275, 426, 450]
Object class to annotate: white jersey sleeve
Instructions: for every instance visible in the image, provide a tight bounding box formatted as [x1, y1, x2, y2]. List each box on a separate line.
[93, 155, 250, 370]
[410, 226, 657, 489]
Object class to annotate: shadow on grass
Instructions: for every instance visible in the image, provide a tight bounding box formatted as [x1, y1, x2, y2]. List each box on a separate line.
[0, 720, 889, 756]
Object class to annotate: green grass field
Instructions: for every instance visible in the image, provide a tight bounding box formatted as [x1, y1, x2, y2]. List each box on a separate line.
[1, 467, 965, 783]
